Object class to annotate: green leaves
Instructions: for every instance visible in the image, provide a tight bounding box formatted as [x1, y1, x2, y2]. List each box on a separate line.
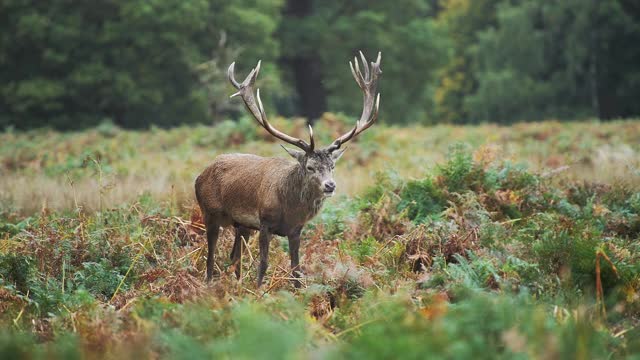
[467, 0, 640, 122]
[0, 0, 284, 129]
[3, 0, 640, 129]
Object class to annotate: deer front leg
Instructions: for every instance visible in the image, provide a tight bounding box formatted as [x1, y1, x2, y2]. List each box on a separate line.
[204, 216, 220, 282]
[257, 224, 272, 288]
[288, 228, 303, 288]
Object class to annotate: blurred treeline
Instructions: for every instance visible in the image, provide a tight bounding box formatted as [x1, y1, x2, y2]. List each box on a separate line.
[1, 0, 639, 130]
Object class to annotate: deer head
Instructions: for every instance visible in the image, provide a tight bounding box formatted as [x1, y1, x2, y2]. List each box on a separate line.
[227, 51, 382, 196]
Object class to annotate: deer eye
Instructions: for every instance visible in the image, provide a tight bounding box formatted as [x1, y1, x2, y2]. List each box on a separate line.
[306, 166, 315, 172]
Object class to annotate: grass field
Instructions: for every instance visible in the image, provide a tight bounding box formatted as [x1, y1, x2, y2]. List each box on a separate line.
[1, 117, 639, 358]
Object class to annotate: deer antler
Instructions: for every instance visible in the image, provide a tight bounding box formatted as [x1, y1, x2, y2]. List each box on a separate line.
[327, 51, 382, 152]
[228, 61, 314, 152]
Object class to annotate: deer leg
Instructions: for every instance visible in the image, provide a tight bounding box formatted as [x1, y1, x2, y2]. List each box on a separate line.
[256, 225, 272, 288]
[231, 226, 251, 280]
[205, 216, 220, 282]
[288, 228, 302, 288]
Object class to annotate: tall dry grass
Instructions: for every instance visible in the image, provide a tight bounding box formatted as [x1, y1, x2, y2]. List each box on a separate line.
[1, 119, 638, 215]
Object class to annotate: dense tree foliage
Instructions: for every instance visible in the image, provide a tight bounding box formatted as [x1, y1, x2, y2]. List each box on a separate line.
[0, 0, 283, 129]
[433, 0, 500, 124]
[1, 0, 639, 129]
[467, 0, 640, 123]
[278, 0, 449, 124]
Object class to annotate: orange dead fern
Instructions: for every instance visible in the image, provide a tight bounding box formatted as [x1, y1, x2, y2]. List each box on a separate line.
[595, 246, 619, 319]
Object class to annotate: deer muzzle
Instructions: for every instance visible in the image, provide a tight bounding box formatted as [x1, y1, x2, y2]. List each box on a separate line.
[323, 180, 336, 196]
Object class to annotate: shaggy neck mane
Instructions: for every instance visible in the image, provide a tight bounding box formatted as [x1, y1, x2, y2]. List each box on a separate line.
[280, 164, 325, 218]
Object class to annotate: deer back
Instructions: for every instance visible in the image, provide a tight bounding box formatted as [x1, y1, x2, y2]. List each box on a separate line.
[196, 153, 315, 232]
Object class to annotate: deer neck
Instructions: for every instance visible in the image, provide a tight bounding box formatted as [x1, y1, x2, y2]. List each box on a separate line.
[281, 165, 325, 220]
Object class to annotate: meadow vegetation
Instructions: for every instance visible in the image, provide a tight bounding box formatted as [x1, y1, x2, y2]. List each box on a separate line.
[1, 117, 639, 358]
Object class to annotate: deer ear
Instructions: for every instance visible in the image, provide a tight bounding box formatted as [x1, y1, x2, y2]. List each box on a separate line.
[331, 147, 347, 162]
[281, 145, 305, 162]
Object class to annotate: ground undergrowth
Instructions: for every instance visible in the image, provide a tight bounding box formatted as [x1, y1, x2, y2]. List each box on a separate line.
[1, 121, 640, 358]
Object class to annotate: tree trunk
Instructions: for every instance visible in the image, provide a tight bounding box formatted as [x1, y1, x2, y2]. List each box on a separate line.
[282, 0, 327, 124]
[589, 28, 600, 119]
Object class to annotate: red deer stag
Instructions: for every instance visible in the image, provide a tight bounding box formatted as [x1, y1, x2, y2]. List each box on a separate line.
[195, 51, 381, 287]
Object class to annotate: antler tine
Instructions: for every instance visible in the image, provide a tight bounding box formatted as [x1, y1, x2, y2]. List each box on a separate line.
[354, 93, 380, 134]
[228, 61, 260, 95]
[359, 51, 370, 80]
[328, 51, 382, 151]
[354, 56, 363, 81]
[228, 62, 240, 88]
[228, 60, 312, 152]
[308, 124, 315, 151]
[255, 89, 267, 126]
[349, 61, 362, 89]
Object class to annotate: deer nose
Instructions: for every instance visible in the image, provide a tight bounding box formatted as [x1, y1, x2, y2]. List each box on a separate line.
[324, 181, 336, 192]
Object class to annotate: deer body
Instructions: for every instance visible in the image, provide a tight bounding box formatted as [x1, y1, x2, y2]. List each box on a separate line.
[196, 154, 326, 236]
[196, 51, 382, 287]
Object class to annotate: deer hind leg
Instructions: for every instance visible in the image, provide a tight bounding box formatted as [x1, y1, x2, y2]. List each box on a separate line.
[288, 228, 303, 288]
[204, 215, 221, 282]
[231, 226, 251, 280]
[256, 224, 272, 288]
